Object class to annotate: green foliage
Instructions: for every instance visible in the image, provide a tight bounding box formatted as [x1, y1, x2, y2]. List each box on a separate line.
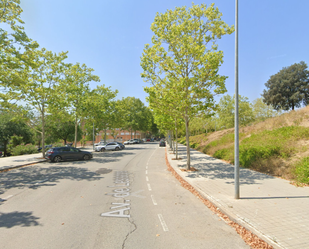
[213, 148, 231, 160]
[252, 97, 280, 122]
[239, 145, 281, 168]
[189, 142, 199, 149]
[141, 3, 233, 169]
[11, 144, 37, 156]
[118, 97, 152, 134]
[217, 94, 255, 129]
[294, 157, 309, 184]
[262, 61, 309, 111]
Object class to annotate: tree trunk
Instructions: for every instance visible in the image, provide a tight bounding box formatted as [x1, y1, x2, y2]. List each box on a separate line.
[175, 119, 178, 159]
[3, 141, 7, 156]
[74, 113, 78, 148]
[41, 106, 46, 157]
[104, 129, 107, 143]
[185, 115, 190, 170]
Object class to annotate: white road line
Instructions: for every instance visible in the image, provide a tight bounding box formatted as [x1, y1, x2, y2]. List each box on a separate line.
[146, 176, 149, 181]
[151, 195, 157, 205]
[146, 165, 148, 169]
[158, 214, 169, 231]
[147, 183, 152, 191]
[145, 170, 148, 174]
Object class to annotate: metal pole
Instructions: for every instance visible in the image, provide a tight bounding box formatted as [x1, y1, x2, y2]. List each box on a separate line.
[93, 122, 95, 151]
[234, 0, 240, 199]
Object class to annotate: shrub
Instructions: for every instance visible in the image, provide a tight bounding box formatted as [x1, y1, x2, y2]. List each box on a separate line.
[190, 142, 199, 149]
[294, 157, 309, 184]
[11, 144, 38, 156]
[239, 145, 281, 168]
[213, 148, 230, 160]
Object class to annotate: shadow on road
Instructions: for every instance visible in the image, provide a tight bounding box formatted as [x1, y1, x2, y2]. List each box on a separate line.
[0, 211, 41, 228]
[0, 165, 103, 196]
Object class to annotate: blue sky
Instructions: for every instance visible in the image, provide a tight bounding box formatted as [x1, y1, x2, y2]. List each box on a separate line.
[20, 0, 309, 105]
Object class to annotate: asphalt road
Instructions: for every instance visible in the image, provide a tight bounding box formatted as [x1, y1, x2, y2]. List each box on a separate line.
[0, 143, 249, 249]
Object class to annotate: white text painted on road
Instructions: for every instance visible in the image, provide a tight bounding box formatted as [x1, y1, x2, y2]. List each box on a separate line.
[101, 171, 131, 218]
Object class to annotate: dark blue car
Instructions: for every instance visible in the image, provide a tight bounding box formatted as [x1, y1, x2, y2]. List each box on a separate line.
[45, 147, 93, 162]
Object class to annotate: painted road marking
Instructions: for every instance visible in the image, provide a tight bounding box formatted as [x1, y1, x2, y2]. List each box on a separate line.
[146, 176, 149, 181]
[158, 214, 169, 231]
[101, 171, 131, 218]
[151, 195, 157, 205]
[147, 183, 152, 191]
[145, 170, 148, 174]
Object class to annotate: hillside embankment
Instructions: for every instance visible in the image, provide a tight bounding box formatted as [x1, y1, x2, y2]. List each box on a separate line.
[180, 106, 309, 185]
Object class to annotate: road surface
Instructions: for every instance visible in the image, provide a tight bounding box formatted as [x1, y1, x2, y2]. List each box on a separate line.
[0, 143, 249, 248]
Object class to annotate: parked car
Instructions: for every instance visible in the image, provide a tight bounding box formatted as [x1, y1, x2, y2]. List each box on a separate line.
[38, 144, 52, 152]
[159, 140, 166, 147]
[95, 142, 122, 152]
[116, 142, 125, 150]
[133, 139, 140, 144]
[124, 139, 135, 145]
[94, 141, 106, 146]
[45, 147, 92, 162]
[123, 140, 130, 145]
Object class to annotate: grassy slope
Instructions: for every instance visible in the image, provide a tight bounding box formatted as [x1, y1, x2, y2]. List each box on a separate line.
[180, 106, 309, 185]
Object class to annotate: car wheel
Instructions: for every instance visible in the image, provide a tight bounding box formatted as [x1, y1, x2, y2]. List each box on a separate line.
[53, 156, 62, 163]
[115, 147, 119, 151]
[101, 148, 105, 152]
[83, 154, 91, 160]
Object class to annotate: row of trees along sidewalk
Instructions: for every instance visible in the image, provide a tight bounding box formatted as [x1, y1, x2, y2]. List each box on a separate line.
[141, 3, 234, 169]
[0, 1, 155, 157]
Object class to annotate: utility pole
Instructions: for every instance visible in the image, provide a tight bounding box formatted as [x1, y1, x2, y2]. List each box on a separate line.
[234, 0, 240, 199]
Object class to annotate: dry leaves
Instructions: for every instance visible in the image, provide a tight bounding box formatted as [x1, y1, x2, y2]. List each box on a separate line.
[165, 150, 273, 249]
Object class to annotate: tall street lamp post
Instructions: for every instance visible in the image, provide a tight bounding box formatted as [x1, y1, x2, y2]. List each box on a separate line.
[234, 0, 240, 199]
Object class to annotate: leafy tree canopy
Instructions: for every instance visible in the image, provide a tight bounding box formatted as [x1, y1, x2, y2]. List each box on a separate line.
[141, 3, 233, 169]
[262, 61, 309, 111]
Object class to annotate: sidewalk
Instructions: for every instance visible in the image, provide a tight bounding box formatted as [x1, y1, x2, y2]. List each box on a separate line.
[166, 144, 309, 249]
[0, 146, 94, 171]
[0, 153, 47, 171]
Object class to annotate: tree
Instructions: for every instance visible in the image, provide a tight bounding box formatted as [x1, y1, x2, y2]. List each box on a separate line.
[252, 97, 279, 122]
[217, 94, 254, 129]
[1, 48, 68, 157]
[0, 112, 33, 156]
[58, 63, 100, 147]
[0, 0, 39, 106]
[85, 85, 118, 143]
[141, 3, 233, 169]
[118, 97, 151, 138]
[262, 61, 309, 111]
[46, 120, 82, 145]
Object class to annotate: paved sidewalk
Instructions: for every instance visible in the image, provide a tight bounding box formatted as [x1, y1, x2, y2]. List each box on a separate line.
[0, 153, 47, 171]
[166, 144, 309, 249]
[0, 146, 94, 171]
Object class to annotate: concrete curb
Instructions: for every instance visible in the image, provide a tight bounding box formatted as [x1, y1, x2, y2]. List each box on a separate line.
[165, 147, 280, 249]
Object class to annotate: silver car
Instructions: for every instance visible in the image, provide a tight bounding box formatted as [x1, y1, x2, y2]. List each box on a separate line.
[95, 142, 121, 152]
